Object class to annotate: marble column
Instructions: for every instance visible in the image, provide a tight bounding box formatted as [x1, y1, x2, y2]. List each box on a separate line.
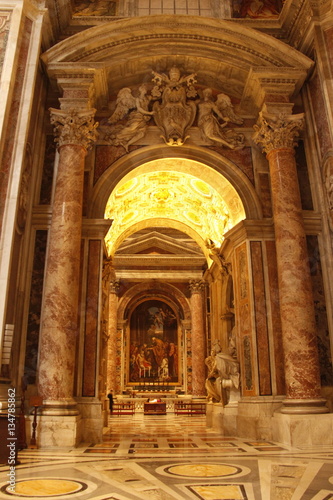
[189, 279, 206, 397]
[107, 279, 120, 394]
[253, 107, 328, 414]
[38, 108, 98, 415]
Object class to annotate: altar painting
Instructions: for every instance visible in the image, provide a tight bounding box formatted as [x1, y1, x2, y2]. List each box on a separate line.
[129, 300, 178, 383]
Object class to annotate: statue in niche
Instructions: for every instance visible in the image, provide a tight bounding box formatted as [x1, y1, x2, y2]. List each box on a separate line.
[205, 342, 240, 405]
[104, 84, 154, 152]
[198, 88, 245, 149]
[151, 66, 198, 146]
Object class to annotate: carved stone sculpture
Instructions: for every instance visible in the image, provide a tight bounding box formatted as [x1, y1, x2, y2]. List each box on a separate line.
[205, 343, 240, 405]
[198, 88, 244, 149]
[105, 67, 245, 152]
[104, 84, 154, 152]
[151, 66, 198, 146]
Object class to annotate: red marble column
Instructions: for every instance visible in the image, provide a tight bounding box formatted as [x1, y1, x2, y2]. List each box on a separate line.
[254, 109, 328, 414]
[189, 279, 206, 397]
[38, 108, 98, 415]
[107, 280, 120, 394]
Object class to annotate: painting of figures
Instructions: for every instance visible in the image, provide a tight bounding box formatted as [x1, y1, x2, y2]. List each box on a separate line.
[129, 300, 179, 384]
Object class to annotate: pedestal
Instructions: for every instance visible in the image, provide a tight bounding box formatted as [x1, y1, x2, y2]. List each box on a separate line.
[272, 411, 333, 448]
[33, 414, 82, 448]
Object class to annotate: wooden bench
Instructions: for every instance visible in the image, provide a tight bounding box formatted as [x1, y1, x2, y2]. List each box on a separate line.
[174, 401, 206, 415]
[112, 402, 135, 416]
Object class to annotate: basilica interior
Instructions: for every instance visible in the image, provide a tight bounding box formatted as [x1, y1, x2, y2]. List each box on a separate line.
[1, 0, 333, 496]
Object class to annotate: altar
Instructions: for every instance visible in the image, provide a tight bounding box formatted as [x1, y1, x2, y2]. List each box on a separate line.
[143, 399, 167, 415]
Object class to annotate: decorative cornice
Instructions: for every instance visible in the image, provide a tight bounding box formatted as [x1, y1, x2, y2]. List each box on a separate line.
[49, 108, 99, 149]
[253, 110, 304, 155]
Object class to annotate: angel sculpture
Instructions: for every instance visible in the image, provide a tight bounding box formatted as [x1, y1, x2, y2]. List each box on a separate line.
[198, 88, 245, 149]
[105, 84, 154, 152]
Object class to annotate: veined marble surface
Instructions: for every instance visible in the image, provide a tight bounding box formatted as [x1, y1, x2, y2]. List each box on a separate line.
[0, 414, 332, 499]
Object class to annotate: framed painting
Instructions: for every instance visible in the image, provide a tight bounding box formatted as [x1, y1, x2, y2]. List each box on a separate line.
[129, 299, 179, 384]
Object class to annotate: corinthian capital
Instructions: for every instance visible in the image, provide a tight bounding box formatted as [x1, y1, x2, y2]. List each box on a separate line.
[189, 279, 205, 294]
[49, 108, 99, 150]
[253, 110, 304, 155]
[109, 280, 120, 294]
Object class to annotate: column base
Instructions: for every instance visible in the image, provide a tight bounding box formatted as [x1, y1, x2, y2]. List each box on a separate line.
[27, 414, 82, 448]
[280, 398, 329, 414]
[40, 399, 79, 416]
[237, 397, 284, 441]
[272, 411, 333, 448]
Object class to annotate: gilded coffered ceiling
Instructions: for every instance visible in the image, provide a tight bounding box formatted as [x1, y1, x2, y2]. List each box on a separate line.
[104, 159, 245, 258]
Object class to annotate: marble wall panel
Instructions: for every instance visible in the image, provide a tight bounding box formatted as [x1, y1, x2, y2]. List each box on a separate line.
[258, 172, 272, 217]
[324, 27, 333, 83]
[0, 11, 10, 78]
[0, 17, 32, 235]
[24, 230, 48, 385]
[235, 242, 256, 396]
[308, 70, 333, 159]
[307, 235, 333, 386]
[250, 241, 272, 395]
[94, 145, 141, 184]
[296, 142, 314, 211]
[265, 240, 285, 395]
[82, 240, 101, 397]
[39, 136, 56, 205]
[210, 146, 254, 184]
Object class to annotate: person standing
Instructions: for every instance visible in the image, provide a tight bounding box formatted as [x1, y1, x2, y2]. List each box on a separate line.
[107, 391, 114, 415]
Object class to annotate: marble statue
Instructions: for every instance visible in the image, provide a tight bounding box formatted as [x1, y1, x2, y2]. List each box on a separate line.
[198, 88, 244, 149]
[105, 84, 154, 152]
[151, 66, 198, 146]
[205, 343, 240, 405]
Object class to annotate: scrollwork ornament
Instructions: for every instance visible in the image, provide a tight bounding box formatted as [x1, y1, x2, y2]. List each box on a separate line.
[50, 108, 99, 150]
[253, 111, 305, 155]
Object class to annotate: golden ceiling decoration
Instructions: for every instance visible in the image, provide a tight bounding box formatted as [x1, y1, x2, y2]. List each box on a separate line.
[104, 160, 245, 258]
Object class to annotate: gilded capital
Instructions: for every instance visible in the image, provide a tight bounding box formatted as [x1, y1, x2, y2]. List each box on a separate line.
[49, 108, 99, 150]
[109, 280, 120, 294]
[189, 279, 205, 294]
[253, 110, 304, 155]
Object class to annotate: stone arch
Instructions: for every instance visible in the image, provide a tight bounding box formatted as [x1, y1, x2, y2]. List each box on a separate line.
[118, 281, 191, 322]
[89, 145, 263, 222]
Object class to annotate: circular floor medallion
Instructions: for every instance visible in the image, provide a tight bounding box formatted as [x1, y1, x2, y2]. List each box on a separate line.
[3, 479, 87, 497]
[163, 463, 242, 478]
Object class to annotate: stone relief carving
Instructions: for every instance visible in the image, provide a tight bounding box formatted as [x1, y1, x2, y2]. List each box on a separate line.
[206, 239, 232, 275]
[205, 342, 240, 405]
[104, 85, 154, 152]
[104, 66, 245, 152]
[323, 155, 333, 233]
[151, 66, 197, 146]
[198, 88, 244, 149]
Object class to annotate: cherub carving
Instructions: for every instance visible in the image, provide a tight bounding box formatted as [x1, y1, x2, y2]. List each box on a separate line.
[198, 88, 244, 149]
[105, 84, 154, 152]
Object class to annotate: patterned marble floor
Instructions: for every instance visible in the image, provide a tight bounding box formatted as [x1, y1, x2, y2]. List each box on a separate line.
[1, 414, 333, 499]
